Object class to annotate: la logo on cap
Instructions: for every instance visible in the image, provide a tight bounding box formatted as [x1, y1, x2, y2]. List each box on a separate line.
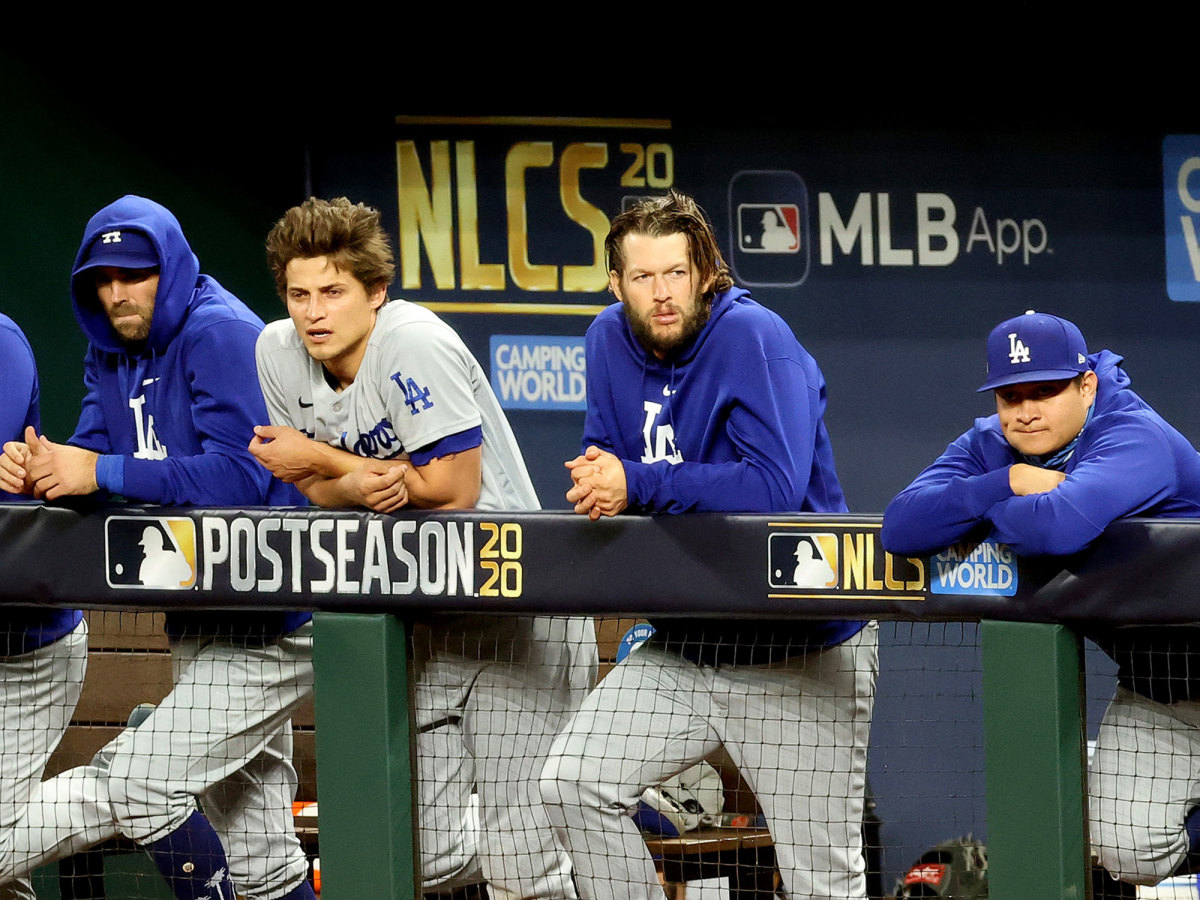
[100, 230, 122, 244]
[1007, 332, 1031, 365]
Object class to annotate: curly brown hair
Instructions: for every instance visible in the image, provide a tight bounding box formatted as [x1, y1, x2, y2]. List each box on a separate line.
[265, 197, 395, 299]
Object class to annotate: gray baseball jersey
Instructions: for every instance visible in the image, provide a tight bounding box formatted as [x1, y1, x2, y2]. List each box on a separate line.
[257, 299, 595, 897]
[256, 300, 539, 513]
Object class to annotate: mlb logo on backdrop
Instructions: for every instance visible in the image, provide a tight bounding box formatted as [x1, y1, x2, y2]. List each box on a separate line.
[729, 171, 810, 287]
[1163, 135, 1200, 302]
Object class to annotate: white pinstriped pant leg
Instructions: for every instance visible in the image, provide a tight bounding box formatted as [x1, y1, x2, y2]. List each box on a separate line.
[0, 621, 88, 896]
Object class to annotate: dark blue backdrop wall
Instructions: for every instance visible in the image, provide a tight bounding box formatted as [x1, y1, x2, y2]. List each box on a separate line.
[312, 118, 1200, 516]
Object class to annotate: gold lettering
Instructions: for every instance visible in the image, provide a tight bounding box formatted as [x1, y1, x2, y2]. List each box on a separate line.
[506, 142, 557, 291]
[884, 547, 905, 591]
[455, 142, 505, 290]
[560, 143, 611, 292]
[842, 533, 865, 590]
[396, 141, 455, 290]
[863, 535, 884, 590]
[906, 557, 926, 591]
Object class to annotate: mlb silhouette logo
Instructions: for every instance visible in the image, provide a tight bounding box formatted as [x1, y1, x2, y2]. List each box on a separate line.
[105, 516, 196, 589]
[768, 533, 838, 589]
[729, 171, 809, 287]
[737, 204, 800, 254]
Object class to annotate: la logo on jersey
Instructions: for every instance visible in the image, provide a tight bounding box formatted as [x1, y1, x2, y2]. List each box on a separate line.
[129, 392, 167, 459]
[1007, 332, 1030, 365]
[389, 369, 434, 416]
[640, 399, 682, 464]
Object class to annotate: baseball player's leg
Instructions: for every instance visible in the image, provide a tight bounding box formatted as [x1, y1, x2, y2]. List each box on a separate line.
[0, 765, 117, 883]
[465, 669, 570, 896]
[530, 615, 599, 710]
[721, 623, 877, 900]
[196, 626, 314, 900]
[0, 620, 88, 894]
[1089, 686, 1200, 885]
[463, 615, 597, 899]
[200, 725, 310, 900]
[417, 721, 483, 891]
[413, 621, 488, 891]
[108, 627, 312, 897]
[540, 644, 720, 900]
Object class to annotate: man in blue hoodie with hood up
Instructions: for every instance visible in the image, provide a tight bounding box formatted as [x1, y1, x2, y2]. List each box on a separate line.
[881, 310, 1200, 895]
[0, 196, 314, 900]
[540, 191, 877, 900]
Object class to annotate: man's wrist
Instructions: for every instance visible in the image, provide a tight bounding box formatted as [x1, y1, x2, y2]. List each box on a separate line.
[94, 454, 123, 494]
[309, 442, 349, 479]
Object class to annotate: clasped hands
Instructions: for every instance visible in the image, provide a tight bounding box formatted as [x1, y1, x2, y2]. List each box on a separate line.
[250, 424, 409, 513]
[0, 426, 99, 499]
[565, 445, 628, 520]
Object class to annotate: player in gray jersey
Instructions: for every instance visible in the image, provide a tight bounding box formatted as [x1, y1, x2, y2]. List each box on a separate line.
[254, 299, 538, 514]
[250, 197, 596, 899]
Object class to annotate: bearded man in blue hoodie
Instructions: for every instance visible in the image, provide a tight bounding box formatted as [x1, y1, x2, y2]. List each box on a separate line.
[0, 196, 313, 900]
[881, 311, 1200, 894]
[540, 191, 877, 900]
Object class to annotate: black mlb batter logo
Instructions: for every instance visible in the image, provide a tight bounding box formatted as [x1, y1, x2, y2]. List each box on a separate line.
[105, 516, 196, 590]
[768, 533, 838, 590]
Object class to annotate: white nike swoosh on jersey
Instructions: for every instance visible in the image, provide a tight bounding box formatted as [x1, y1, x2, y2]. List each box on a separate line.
[663, 385, 675, 396]
[142, 378, 160, 387]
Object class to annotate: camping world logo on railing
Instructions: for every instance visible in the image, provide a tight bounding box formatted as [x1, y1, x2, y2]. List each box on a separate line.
[929, 539, 1017, 596]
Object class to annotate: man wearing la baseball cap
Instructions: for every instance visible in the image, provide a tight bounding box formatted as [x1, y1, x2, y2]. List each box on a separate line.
[882, 310, 1200, 894]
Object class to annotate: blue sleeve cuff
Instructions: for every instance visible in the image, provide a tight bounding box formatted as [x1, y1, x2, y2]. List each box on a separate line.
[94, 455, 124, 495]
[408, 427, 483, 467]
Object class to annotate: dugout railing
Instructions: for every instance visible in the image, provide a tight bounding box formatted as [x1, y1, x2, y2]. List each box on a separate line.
[3, 504, 1192, 900]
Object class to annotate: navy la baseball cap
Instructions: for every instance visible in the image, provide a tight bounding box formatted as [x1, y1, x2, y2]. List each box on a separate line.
[73, 229, 158, 274]
[977, 310, 1090, 392]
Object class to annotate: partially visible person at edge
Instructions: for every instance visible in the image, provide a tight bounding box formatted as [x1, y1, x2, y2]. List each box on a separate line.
[0, 312, 86, 900]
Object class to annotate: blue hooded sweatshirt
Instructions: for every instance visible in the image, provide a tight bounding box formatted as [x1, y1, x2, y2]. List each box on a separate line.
[0, 313, 82, 653]
[69, 196, 308, 639]
[583, 287, 863, 664]
[881, 350, 1200, 701]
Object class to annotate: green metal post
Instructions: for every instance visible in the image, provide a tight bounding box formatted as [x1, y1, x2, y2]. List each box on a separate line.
[982, 620, 1089, 899]
[313, 612, 418, 899]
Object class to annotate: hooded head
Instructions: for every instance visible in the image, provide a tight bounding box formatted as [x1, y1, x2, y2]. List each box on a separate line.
[71, 196, 201, 353]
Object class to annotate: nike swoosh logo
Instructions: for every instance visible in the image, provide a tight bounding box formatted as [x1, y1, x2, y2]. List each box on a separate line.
[142, 377, 160, 387]
[298, 398, 314, 408]
[663, 385, 675, 396]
